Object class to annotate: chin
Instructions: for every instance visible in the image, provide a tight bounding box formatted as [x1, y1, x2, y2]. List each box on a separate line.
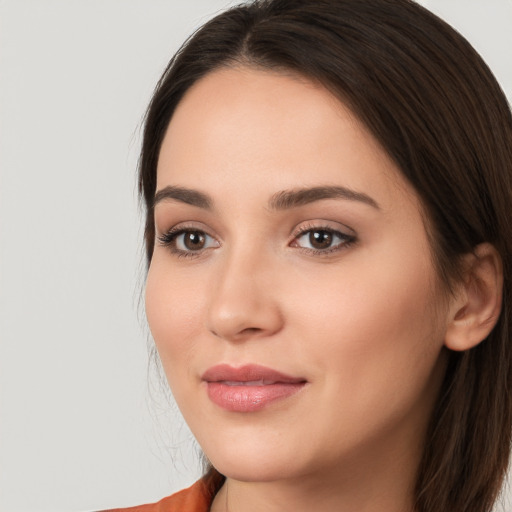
[200, 432, 306, 483]
[211, 457, 297, 483]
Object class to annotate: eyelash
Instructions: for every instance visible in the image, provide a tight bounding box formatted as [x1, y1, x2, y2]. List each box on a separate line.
[291, 224, 356, 256]
[157, 224, 356, 258]
[157, 225, 218, 259]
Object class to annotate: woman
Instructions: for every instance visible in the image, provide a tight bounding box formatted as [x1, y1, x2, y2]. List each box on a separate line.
[108, 0, 512, 510]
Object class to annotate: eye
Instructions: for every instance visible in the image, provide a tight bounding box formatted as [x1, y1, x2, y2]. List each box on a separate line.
[291, 227, 355, 253]
[175, 230, 211, 251]
[157, 228, 219, 256]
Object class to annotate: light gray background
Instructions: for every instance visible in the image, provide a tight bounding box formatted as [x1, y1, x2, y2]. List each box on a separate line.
[1, 1, 511, 511]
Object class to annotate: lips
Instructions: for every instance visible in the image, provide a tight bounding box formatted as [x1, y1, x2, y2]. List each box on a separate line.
[202, 364, 307, 412]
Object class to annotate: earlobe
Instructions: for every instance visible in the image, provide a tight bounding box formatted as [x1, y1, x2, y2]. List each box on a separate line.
[444, 243, 503, 352]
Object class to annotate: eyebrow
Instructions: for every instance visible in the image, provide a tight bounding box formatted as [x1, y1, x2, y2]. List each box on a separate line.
[153, 184, 380, 210]
[268, 185, 380, 210]
[153, 186, 212, 209]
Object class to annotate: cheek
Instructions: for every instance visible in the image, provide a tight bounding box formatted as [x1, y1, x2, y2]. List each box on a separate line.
[145, 258, 205, 375]
[289, 247, 444, 392]
[281, 253, 446, 453]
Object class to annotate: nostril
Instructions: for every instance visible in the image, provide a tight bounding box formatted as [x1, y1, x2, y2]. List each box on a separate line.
[210, 326, 263, 340]
[206, 286, 284, 341]
[242, 327, 262, 334]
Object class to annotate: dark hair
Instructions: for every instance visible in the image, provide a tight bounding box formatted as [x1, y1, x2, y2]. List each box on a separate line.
[138, 1, 512, 510]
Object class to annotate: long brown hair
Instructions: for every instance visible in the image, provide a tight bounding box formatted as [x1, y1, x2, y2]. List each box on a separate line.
[138, 1, 512, 510]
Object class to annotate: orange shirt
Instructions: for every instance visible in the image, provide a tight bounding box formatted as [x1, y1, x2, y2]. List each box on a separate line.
[100, 479, 213, 512]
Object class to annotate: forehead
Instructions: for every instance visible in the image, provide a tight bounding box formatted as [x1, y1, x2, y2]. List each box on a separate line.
[157, 66, 419, 214]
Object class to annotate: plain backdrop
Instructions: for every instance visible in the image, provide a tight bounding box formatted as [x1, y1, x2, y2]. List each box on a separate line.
[1, 1, 511, 511]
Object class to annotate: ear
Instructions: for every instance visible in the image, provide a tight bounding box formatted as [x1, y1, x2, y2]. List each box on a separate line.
[444, 243, 503, 352]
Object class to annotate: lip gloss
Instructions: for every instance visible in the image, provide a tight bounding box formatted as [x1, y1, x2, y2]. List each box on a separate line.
[202, 364, 307, 412]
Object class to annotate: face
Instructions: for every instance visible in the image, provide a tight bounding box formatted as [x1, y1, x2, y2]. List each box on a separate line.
[146, 67, 450, 485]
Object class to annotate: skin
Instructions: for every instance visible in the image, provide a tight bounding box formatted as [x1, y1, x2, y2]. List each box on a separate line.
[145, 67, 455, 512]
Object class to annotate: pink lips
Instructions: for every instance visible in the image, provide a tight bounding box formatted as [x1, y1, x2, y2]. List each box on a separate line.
[202, 364, 307, 412]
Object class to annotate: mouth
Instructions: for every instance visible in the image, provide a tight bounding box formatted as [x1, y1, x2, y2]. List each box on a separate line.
[201, 364, 307, 412]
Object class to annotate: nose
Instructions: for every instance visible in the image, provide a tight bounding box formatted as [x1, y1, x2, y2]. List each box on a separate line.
[206, 248, 284, 342]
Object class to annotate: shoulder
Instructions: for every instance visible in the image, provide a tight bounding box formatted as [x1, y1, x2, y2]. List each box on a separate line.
[98, 479, 213, 512]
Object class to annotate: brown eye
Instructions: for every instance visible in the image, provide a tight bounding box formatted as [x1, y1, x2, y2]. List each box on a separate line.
[292, 227, 355, 253]
[158, 228, 219, 255]
[309, 230, 333, 249]
[183, 231, 206, 250]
